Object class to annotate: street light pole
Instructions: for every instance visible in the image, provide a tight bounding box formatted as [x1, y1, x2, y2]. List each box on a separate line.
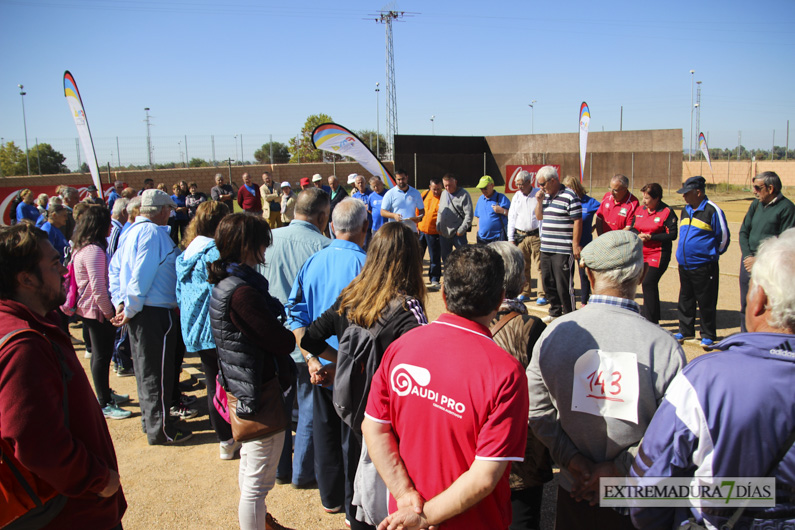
[18, 85, 30, 176]
[144, 107, 153, 170]
[430, 115, 435, 135]
[529, 100, 537, 134]
[375, 82, 380, 159]
[689, 70, 694, 161]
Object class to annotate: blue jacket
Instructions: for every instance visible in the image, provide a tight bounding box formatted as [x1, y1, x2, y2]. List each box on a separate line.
[675, 197, 730, 269]
[41, 221, 68, 263]
[176, 237, 219, 353]
[630, 332, 795, 529]
[286, 238, 366, 350]
[108, 217, 179, 318]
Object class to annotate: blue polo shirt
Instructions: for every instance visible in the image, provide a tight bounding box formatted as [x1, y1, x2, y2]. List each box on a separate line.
[579, 193, 601, 246]
[381, 185, 424, 232]
[475, 191, 510, 241]
[369, 191, 387, 232]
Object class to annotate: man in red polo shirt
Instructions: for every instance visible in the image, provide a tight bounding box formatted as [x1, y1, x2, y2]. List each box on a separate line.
[595, 174, 639, 235]
[363, 245, 528, 530]
[237, 172, 263, 215]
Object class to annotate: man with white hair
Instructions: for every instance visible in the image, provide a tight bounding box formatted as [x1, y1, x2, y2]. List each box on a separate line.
[507, 170, 543, 302]
[287, 197, 368, 520]
[595, 174, 639, 235]
[631, 228, 795, 530]
[534, 166, 582, 321]
[109, 189, 190, 445]
[527, 230, 685, 529]
[210, 173, 236, 211]
[106, 180, 124, 212]
[107, 198, 129, 257]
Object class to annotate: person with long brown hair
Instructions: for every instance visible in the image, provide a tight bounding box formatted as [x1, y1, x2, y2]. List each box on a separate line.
[208, 213, 296, 530]
[72, 205, 132, 419]
[301, 221, 428, 530]
[175, 201, 231, 455]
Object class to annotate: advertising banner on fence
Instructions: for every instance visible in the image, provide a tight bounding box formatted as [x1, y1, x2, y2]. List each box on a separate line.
[505, 164, 561, 193]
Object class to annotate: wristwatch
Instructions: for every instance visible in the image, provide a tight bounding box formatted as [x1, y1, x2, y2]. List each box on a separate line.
[305, 353, 316, 362]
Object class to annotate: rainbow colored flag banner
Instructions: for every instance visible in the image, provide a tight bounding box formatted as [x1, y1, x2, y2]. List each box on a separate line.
[698, 132, 713, 173]
[312, 123, 395, 187]
[579, 102, 590, 182]
[63, 71, 102, 198]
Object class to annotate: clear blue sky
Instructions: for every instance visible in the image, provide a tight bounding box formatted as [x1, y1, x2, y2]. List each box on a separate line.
[1, 0, 793, 168]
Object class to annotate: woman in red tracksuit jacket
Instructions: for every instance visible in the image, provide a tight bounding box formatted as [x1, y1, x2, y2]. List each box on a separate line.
[630, 183, 678, 324]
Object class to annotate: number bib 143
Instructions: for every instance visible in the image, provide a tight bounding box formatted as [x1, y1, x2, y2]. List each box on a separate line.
[571, 349, 639, 424]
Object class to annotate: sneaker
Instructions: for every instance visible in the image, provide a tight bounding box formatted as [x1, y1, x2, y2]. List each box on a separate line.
[322, 504, 343, 514]
[673, 333, 693, 344]
[165, 430, 193, 445]
[517, 294, 532, 303]
[111, 390, 130, 405]
[84, 350, 92, 359]
[275, 476, 291, 485]
[344, 519, 351, 529]
[265, 513, 289, 530]
[429, 281, 441, 291]
[102, 403, 132, 420]
[180, 393, 197, 406]
[542, 315, 557, 324]
[700, 338, 715, 350]
[536, 297, 549, 306]
[178, 375, 198, 391]
[219, 438, 241, 460]
[116, 367, 135, 378]
[170, 404, 198, 419]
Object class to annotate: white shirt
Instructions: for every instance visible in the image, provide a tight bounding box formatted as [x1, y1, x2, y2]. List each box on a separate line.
[507, 187, 541, 242]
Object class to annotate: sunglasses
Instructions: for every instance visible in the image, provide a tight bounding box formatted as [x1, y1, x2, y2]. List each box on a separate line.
[753, 185, 767, 192]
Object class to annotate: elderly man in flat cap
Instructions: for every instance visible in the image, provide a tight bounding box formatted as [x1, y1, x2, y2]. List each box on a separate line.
[526, 230, 686, 529]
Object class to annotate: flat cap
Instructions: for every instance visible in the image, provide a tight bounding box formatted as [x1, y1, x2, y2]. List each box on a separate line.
[580, 230, 643, 271]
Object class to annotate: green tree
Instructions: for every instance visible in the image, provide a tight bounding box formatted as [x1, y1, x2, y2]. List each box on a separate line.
[0, 141, 27, 176]
[254, 141, 291, 164]
[356, 130, 387, 159]
[288, 113, 335, 163]
[189, 157, 210, 167]
[28, 143, 69, 174]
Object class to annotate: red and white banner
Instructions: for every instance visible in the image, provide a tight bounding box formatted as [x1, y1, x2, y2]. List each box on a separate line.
[505, 164, 561, 193]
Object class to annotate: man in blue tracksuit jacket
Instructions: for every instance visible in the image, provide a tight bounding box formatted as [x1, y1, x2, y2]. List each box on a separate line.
[631, 228, 795, 530]
[674, 176, 730, 348]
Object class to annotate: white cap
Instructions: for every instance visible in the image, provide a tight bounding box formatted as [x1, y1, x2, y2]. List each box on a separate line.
[312, 173, 323, 182]
[280, 181, 291, 188]
[140, 189, 176, 208]
[347, 173, 359, 185]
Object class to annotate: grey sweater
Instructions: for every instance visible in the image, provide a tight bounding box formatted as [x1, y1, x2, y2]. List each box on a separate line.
[436, 188, 473, 238]
[526, 302, 685, 491]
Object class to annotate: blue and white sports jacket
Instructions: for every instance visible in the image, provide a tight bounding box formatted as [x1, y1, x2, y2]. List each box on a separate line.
[630, 332, 795, 529]
[675, 196, 730, 270]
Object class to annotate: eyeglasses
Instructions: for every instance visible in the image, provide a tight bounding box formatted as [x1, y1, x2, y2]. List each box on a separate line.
[609, 187, 623, 194]
[753, 185, 767, 192]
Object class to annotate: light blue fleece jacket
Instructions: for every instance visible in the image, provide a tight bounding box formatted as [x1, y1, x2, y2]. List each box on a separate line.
[176, 236, 219, 353]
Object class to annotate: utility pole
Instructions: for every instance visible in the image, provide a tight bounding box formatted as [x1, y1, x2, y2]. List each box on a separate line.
[689, 70, 694, 161]
[376, 10, 411, 160]
[376, 82, 380, 159]
[144, 107, 153, 170]
[695, 81, 702, 159]
[18, 85, 30, 176]
[529, 100, 536, 134]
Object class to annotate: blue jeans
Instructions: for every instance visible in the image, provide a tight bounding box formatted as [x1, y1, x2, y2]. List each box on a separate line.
[276, 362, 315, 486]
[440, 233, 468, 264]
[419, 232, 441, 282]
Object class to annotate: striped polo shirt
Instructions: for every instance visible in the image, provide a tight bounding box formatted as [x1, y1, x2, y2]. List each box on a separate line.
[540, 185, 582, 254]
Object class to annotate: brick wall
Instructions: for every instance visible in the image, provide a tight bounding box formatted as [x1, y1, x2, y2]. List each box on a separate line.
[683, 160, 795, 187]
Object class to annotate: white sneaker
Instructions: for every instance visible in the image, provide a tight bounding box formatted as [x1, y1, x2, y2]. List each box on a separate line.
[542, 315, 557, 324]
[84, 350, 92, 359]
[220, 438, 241, 460]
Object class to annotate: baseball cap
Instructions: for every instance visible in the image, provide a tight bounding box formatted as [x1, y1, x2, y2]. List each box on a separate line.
[312, 173, 323, 183]
[86, 184, 97, 192]
[477, 175, 495, 189]
[580, 230, 643, 271]
[299, 177, 310, 187]
[677, 176, 706, 194]
[140, 189, 176, 209]
[347, 173, 359, 185]
[281, 181, 291, 188]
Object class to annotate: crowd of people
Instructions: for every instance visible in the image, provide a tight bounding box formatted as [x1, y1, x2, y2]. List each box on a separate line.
[1, 167, 794, 530]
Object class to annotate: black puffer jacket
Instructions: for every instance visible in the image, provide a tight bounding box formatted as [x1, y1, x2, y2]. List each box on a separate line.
[209, 275, 295, 415]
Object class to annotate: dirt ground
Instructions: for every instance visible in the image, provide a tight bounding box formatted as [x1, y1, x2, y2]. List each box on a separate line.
[70, 189, 754, 529]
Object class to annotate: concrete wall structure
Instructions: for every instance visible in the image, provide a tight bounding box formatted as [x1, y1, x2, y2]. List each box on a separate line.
[683, 160, 795, 187]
